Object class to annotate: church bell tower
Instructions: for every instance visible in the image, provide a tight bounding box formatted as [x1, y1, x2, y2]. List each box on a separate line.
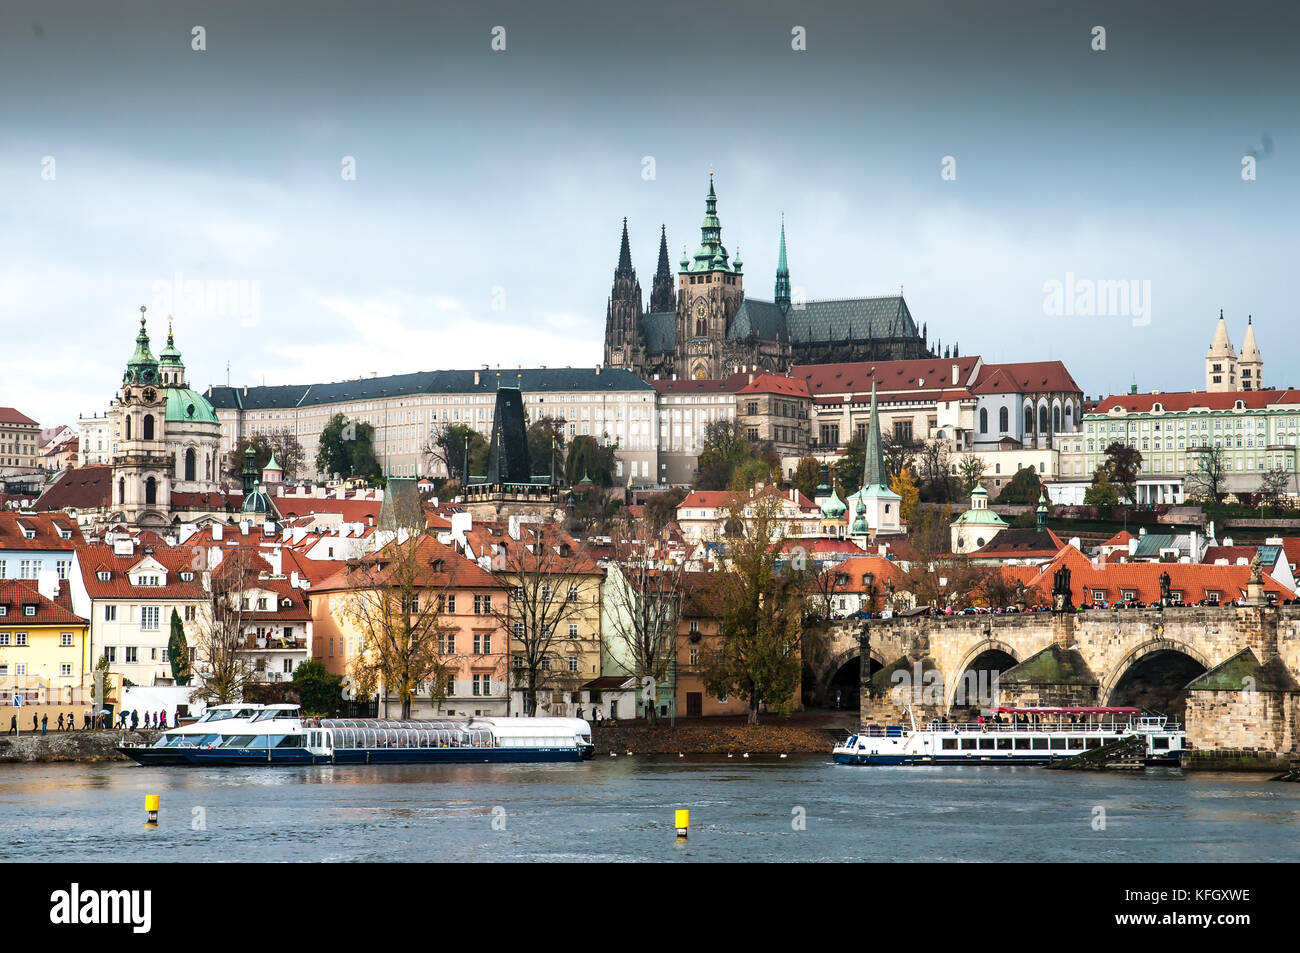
[676, 169, 744, 380]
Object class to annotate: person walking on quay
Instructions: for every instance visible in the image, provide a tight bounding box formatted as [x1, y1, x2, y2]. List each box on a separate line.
[41, 714, 48, 735]
[56, 713, 64, 731]
[8, 715, 15, 735]
[32, 714, 38, 732]
[83, 708, 91, 730]
[130, 710, 138, 731]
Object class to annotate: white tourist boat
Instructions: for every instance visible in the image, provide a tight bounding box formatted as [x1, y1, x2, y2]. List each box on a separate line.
[119, 703, 267, 764]
[832, 706, 1185, 766]
[120, 706, 596, 766]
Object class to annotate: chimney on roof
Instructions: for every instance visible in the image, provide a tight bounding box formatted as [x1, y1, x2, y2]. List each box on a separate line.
[952, 364, 958, 385]
[474, 371, 480, 386]
[212, 524, 223, 541]
[595, 364, 601, 375]
[1128, 537, 1138, 556]
[37, 569, 58, 601]
[240, 521, 250, 536]
[290, 570, 300, 589]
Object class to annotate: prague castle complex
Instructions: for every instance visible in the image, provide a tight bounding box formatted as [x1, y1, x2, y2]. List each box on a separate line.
[603, 172, 934, 381]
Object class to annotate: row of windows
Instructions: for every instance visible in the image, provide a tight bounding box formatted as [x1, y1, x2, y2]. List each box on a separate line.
[0, 662, 74, 677]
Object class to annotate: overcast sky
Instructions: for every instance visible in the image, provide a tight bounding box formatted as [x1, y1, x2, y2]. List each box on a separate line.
[2, 0, 1297, 428]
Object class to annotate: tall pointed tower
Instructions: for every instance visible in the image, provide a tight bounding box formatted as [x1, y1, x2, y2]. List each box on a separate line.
[1205, 309, 1238, 392]
[1238, 316, 1263, 391]
[774, 215, 792, 314]
[112, 307, 172, 527]
[676, 169, 745, 380]
[649, 225, 675, 314]
[847, 382, 903, 538]
[603, 218, 645, 372]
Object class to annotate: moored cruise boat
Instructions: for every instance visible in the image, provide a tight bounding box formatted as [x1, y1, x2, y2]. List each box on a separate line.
[115, 703, 266, 765]
[832, 706, 1185, 767]
[119, 706, 595, 766]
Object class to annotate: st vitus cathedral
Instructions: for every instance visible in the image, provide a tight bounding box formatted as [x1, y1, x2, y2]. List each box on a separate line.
[603, 171, 936, 381]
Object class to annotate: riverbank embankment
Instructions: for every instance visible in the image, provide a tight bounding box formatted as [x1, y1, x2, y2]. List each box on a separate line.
[0, 730, 157, 763]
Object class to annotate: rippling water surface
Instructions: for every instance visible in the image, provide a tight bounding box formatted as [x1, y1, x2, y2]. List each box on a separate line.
[1, 757, 1297, 862]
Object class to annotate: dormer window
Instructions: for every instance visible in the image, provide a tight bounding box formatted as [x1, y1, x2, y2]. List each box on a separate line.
[22, 530, 35, 540]
[97, 571, 110, 582]
[59, 530, 71, 540]
[24, 605, 36, 617]
[180, 571, 194, 582]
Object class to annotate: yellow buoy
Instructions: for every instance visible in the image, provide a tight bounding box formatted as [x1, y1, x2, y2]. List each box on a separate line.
[145, 794, 160, 825]
[675, 809, 690, 838]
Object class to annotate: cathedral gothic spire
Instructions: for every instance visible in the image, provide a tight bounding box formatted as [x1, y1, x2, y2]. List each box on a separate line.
[603, 218, 645, 370]
[775, 215, 791, 313]
[650, 224, 675, 313]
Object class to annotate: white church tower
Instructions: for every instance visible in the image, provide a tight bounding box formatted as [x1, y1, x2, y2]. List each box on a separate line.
[1205, 310, 1238, 393]
[1238, 316, 1263, 391]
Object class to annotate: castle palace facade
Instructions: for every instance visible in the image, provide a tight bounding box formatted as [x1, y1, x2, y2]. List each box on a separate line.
[603, 173, 937, 381]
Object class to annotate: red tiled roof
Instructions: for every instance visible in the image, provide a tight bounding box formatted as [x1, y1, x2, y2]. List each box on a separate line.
[313, 535, 507, 593]
[970, 361, 1081, 396]
[1093, 389, 1300, 414]
[0, 580, 88, 626]
[0, 513, 83, 551]
[34, 465, 112, 512]
[273, 496, 381, 524]
[735, 374, 811, 398]
[679, 486, 818, 513]
[1202, 545, 1279, 567]
[1029, 546, 1295, 604]
[171, 491, 243, 510]
[793, 356, 982, 400]
[1101, 530, 1136, 547]
[824, 555, 912, 592]
[75, 544, 208, 600]
[973, 528, 1066, 557]
[0, 408, 39, 426]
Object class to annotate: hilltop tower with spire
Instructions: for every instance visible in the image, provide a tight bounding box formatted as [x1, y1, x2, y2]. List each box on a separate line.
[674, 169, 746, 380]
[110, 309, 226, 529]
[1205, 310, 1263, 392]
[603, 218, 646, 371]
[1238, 316, 1263, 391]
[649, 225, 675, 314]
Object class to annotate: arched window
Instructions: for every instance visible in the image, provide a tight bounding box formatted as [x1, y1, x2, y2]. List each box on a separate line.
[143, 415, 155, 441]
[118, 478, 125, 504]
[184, 448, 196, 482]
[1038, 405, 1049, 433]
[1024, 405, 1034, 433]
[205, 454, 212, 481]
[979, 408, 988, 433]
[145, 477, 157, 505]
[125, 415, 132, 441]
[1053, 406, 1062, 431]
[999, 407, 1009, 433]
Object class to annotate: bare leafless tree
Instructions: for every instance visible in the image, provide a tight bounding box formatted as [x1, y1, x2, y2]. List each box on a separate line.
[342, 530, 461, 719]
[485, 525, 599, 716]
[190, 547, 259, 705]
[603, 524, 687, 724]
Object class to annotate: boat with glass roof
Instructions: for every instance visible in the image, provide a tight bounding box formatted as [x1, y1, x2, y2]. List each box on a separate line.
[118, 705, 595, 766]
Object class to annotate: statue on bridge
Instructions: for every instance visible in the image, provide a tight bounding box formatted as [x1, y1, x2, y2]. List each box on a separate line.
[1159, 571, 1172, 607]
[1248, 552, 1263, 585]
[1052, 564, 1073, 612]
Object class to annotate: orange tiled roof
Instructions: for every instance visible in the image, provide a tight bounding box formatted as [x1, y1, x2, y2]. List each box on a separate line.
[0, 580, 88, 626]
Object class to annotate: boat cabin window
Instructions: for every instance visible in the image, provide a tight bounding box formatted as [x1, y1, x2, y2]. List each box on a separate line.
[221, 735, 256, 748]
[942, 739, 958, 750]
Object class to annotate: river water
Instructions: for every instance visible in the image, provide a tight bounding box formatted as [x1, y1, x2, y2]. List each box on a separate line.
[1, 757, 1296, 862]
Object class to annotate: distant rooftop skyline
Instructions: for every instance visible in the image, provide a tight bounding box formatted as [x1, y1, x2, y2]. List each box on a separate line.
[2, 0, 1296, 428]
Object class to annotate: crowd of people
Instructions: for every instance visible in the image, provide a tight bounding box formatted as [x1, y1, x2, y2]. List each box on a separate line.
[5, 708, 171, 734]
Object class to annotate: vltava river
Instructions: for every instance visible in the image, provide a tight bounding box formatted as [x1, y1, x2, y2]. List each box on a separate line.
[2, 757, 1297, 862]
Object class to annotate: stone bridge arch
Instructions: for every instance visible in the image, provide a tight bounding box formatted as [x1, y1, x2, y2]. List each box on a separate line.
[943, 638, 1021, 711]
[811, 643, 887, 708]
[1099, 637, 1212, 720]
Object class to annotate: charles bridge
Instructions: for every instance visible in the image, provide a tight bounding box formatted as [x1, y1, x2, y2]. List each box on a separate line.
[805, 602, 1300, 764]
